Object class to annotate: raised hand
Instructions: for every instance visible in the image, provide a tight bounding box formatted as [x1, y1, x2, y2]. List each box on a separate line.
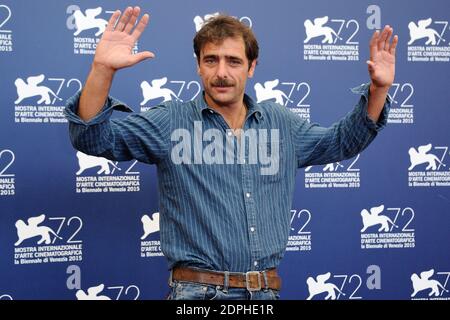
[93, 6, 155, 72]
[367, 25, 398, 89]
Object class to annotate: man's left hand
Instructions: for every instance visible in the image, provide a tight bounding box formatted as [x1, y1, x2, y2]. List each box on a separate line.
[367, 25, 398, 90]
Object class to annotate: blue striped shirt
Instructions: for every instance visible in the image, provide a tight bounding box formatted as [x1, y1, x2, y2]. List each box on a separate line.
[64, 83, 390, 273]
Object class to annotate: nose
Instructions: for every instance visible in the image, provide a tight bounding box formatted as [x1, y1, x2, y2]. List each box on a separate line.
[216, 59, 228, 78]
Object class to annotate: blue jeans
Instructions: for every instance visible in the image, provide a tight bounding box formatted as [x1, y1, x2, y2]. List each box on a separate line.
[167, 280, 280, 300]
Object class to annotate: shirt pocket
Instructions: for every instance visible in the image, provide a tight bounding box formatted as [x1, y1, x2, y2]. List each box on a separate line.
[257, 140, 284, 183]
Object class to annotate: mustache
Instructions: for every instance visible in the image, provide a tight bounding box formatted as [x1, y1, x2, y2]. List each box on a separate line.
[211, 78, 234, 87]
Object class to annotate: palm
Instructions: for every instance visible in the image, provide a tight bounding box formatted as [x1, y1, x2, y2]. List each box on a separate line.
[367, 26, 398, 89]
[94, 7, 154, 71]
[97, 31, 137, 69]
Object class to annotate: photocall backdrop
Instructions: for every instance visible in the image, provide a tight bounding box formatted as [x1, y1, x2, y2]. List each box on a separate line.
[0, 0, 449, 300]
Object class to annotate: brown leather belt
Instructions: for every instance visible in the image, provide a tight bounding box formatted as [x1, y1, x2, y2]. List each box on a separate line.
[171, 267, 281, 291]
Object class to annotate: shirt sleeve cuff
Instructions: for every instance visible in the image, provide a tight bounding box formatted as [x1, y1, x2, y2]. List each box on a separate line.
[350, 82, 392, 132]
[63, 90, 133, 126]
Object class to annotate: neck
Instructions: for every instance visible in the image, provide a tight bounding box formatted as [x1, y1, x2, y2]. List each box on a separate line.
[204, 93, 247, 130]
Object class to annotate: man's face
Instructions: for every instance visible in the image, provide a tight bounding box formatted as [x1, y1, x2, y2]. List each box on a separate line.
[198, 37, 256, 108]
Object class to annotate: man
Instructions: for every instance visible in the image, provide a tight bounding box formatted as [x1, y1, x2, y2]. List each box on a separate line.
[65, 6, 397, 300]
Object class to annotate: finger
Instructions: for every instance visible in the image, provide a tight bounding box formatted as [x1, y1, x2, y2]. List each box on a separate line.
[384, 27, 393, 52]
[366, 60, 375, 72]
[130, 51, 155, 65]
[131, 13, 150, 40]
[124, 6, 140, 34]
[377, 25, 388, 50]
[377, 25, 389, 51]
[106, 10, 121, 32]
[389, 35, 398, 56]
[116, 7, 133, 32]
[369, 30, 379, 60]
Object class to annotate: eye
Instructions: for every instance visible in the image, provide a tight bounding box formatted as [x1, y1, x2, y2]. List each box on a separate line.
[229, 59, 241, 66]
[204, 57, 217, 65]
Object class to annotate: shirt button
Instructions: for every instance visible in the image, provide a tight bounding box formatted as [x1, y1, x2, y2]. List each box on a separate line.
[242, 159, 246, 164]
[250, 227, 255, 232]
[227, 131, 233, 136]
[254, 261, 258, 266]
[245, 192, 251, 198]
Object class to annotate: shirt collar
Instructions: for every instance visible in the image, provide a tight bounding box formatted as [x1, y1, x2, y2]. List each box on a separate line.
[195, 91, 264, 122]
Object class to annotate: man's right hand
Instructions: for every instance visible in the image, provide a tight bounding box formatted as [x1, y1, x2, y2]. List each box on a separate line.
[77, 7, 154, 121]
[93, 6, 155, 73]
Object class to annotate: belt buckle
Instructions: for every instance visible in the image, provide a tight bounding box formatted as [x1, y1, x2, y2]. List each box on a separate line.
[245, 271, 262, 291]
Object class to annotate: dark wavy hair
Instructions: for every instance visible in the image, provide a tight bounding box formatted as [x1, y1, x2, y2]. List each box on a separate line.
[193, 15, 259, 68]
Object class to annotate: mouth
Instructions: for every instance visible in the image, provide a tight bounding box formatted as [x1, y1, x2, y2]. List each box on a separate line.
[212, 85, 234, 93]
[211, 78, 234, 90]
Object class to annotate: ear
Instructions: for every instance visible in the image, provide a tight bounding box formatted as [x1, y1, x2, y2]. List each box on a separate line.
[247, 59, 257, 78]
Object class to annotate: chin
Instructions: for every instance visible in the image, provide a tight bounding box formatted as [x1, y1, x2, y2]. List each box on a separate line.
[213, 96, 237, 106]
